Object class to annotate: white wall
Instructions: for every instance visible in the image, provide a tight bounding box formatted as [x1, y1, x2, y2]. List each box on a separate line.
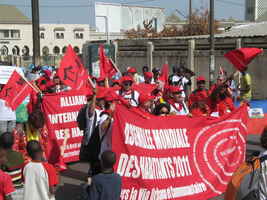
[95, 2, 165, 33]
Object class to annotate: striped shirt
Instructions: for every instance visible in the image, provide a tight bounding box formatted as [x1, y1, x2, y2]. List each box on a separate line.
[2, 150, 24, 188]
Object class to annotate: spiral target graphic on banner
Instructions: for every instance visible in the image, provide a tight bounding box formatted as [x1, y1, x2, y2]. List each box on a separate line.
[193, 119, 247, 194]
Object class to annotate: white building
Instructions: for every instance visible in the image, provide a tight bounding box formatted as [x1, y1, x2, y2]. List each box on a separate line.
[245, 0, 267, 21]
[0, 5, 90, 56]
[94, 2, 165, 34]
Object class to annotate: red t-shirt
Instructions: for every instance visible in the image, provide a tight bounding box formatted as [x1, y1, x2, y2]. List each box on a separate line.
[188, 89, 209, 107]
[0, 170, 14, 200]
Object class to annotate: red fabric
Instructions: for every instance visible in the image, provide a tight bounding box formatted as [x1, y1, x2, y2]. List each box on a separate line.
[41, 162, 59, 186]
[99, 45, 117, 79]
[190, 107, 207, 117]
[133, 83, 157, 96]
[247, 114, 267, 135]
[208, 97, 235, 116]
[41, 90, 87, 163]
[158, 63, 169, 85]
[0, 170, 15, 200]
[112, 105, 248, 200]
[224, 48, 263, 71]
[138, 94, 154, 105]
[0, 71, 34, 110]
[188, 90, 209, 107]
[57, 45, 88, 90]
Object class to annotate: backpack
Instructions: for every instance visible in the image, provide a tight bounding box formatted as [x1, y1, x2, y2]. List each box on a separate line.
[237, 155, 267, 200]
[77, 104, 88, 131]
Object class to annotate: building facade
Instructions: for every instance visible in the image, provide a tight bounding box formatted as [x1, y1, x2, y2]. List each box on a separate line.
[245, 0, 267, 21]
[0, 5, 90, 57]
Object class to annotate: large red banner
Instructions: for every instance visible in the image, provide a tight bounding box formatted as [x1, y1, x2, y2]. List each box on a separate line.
[42, 90, 86, 163]
[112, 105, 248, 200]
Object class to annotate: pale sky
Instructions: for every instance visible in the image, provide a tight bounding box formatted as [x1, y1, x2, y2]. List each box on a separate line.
[1, 0, 245, 24]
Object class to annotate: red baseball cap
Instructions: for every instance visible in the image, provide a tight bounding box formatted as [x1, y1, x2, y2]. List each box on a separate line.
[197, 76, 206, 82]
[96, 87, 107, 99]
[139, 94, 154, 105]
[96, 77, 105, 82]
[127, 67, 137, 73]
[144, 72, 153, 78]
[169, 86, 183, 94]
[121, 76, 133, 83]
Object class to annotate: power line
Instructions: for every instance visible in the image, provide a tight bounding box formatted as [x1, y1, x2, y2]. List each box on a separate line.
[216, 0, 244, 7]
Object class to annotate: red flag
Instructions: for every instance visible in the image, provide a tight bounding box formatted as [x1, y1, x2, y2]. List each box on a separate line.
[0, 71, 34, 110]
[224, 48, 263, 72]
[159, 63, 169, 84]
[99, 45, 117, 78]
[57, 45, 88, 90]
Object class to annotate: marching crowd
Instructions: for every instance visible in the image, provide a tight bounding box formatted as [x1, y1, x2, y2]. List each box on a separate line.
[0, 61, 253, 200]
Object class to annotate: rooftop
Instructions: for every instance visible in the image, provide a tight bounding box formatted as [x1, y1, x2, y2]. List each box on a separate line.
[0, 5, 31, 24]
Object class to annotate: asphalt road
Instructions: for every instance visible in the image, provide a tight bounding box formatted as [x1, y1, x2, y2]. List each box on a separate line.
[55, 134, 263, 200]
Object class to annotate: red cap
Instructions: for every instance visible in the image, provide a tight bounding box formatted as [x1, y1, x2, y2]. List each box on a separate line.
[144, 72, 153, 78]
[112, 79, 121, 85]
[197, 76, 206, 82]
[127, 67, 137, 73]
[121, 76, 133, 83]
[139, 94, 154, 105]
[169, 86, 183, 93]
[43, 70, 52, 77]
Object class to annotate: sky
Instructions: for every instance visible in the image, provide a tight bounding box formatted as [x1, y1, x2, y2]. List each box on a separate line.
[1, 0, 245, 24]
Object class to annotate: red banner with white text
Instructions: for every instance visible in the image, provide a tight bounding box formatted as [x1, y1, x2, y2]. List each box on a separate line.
[42, 90, 86, 163]
[112, 105, 248, 200]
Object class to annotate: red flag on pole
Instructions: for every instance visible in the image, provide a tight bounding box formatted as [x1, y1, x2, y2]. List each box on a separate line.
[57, 45, 88, 90]
[0, 71, 34, 110]
[159, 63, 169, 84]
[224, 48, 263, 72]
[99, 45, 118, 79]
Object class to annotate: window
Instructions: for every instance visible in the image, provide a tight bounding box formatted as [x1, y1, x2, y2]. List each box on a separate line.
[74, 46, 80, 54]
[40, 32, 45, 39]
[22, 46, 29, 56]
[0, 46, 8, 56]
[0, 30, 9, 39]
[42, 46, 49, 56]
[55, 32, 64, 39]
[53, 46, 60, 55]
[74, 32, 84, 39]
[12, 46, 20, 56]
[11, 30, 20, 39]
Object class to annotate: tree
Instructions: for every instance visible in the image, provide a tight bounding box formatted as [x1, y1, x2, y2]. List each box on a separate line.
[125, 9, 221, 38]
[166, 13, 181, 23]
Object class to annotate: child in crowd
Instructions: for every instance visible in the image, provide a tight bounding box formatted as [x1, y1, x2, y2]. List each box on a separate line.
[0, 133, 24, 200]
[86, 151, 121, 200]
[23, 141, 58, 200]
[0, 145, 14, 200]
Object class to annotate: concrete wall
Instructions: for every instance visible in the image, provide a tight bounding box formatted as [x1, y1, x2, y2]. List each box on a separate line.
[114, 36, 267, 99]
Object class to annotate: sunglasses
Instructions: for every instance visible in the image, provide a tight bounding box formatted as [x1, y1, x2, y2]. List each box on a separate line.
[123, 82, 132, 86]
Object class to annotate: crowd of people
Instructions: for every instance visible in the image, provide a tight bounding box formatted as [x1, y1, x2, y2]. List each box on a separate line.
[0, 61, 253, 200]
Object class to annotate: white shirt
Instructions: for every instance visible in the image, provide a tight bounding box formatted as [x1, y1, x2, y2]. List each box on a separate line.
[116, 90, 140, 107]
[170, 101, 189, 116]
[23, 162, 55, 200]
[0, 100, 16, 121]
[171, 75, 189, 98]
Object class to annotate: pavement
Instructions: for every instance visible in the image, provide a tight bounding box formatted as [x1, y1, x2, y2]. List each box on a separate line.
[55, 134, 262, 200]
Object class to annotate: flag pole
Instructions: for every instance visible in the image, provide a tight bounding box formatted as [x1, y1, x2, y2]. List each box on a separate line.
[88, 76, 96, 89]
[109, 59, 121, 75]
[21, 75, 42, 93]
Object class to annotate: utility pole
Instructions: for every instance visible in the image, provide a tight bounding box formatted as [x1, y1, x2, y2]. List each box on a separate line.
[189, 0, 192, 35]
[31, 0, 40, 66]
[209, 0, 215, 87]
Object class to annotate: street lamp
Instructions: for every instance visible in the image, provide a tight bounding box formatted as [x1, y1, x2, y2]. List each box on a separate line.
[96, 15, 109, 42]
[209, 0, 215, 87]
